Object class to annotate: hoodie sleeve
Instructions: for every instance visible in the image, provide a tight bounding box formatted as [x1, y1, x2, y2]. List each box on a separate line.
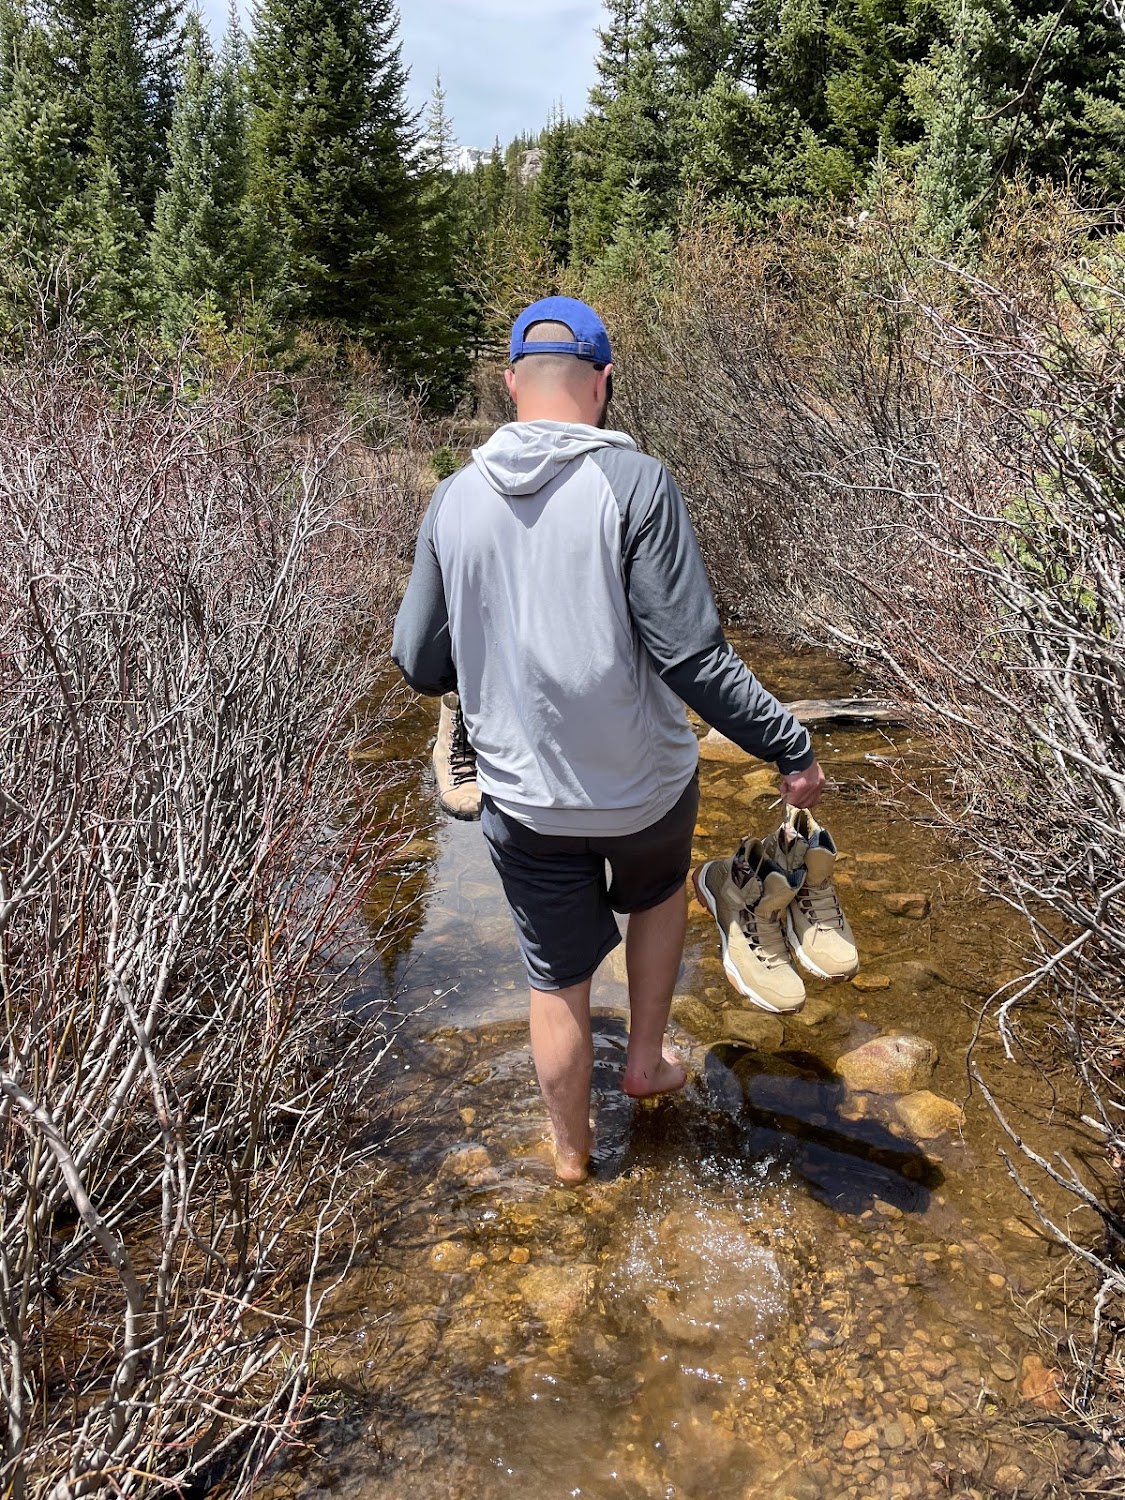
[590, 449, 815, 773]
[391, 481, 457, 696]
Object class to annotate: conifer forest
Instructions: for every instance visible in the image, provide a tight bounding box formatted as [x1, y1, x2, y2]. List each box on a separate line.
[2, 1, 1125, 1496]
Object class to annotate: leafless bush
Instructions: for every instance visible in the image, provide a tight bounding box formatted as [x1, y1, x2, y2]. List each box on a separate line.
[597, 193, 1125, 1413]
[0, 334, 426, 1496]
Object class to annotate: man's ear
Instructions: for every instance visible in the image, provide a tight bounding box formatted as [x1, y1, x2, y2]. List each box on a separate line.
[504, 367, 517, 400]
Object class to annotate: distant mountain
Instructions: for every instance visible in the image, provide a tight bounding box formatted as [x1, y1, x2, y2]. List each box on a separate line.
[454, 146, 490, 174]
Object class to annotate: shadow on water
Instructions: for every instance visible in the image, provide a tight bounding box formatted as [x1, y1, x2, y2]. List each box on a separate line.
[702, 1045, 942, 1215]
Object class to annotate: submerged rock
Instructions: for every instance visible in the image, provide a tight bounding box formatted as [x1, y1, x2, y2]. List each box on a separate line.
[788, 995, 838, 1028]
[895, 959, 953, 990]
[895, 1090, 964, 1139]
[429, 1240, 471, 1272]
[519, 1263, 596, 1337]
[720, 1010, 784, 1051]
[836, 1034, 937, 1094]
[1021, 1354, 1064, 1410]
[436, 1145, 493, 1186]
[671, 994, 721, 1041]
[698, 728, 749, 763]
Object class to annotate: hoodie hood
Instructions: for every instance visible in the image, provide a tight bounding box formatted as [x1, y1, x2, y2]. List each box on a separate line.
[472, 420, 636, 497]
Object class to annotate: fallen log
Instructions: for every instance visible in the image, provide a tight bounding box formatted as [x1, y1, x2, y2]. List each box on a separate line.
[699, 697, 904, 762]
[780, 696, 904, 727]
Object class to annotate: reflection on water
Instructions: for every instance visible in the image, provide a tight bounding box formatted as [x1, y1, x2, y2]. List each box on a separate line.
[281, 640, 1100, 1499]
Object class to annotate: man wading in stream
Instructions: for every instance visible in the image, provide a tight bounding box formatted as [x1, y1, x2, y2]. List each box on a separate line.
[391, 296, 825, 1183]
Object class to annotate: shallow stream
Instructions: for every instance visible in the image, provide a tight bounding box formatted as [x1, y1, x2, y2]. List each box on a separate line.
[286, 641, 1100, 1500]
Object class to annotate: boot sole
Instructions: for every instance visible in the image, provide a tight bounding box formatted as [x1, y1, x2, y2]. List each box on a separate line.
[785, 913, 859, 982]
[692, 864, 801, 1014]
[440, 799, 482, 822]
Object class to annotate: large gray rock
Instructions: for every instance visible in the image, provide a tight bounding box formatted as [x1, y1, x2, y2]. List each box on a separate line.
[835, 1033, 937, 1094]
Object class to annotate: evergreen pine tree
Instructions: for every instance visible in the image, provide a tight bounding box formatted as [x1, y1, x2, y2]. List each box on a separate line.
[402, 75, 475, 406]
[150, 12, 259, 339]
[50, 0, 183, 220]
[913, 0, 996, 246]
[0, 0, 83, 273]
[526, 108, 576, 268]
[246, 0, 421, 349]
[978, 0, 1125, 197]
[570, 0, 677, 264]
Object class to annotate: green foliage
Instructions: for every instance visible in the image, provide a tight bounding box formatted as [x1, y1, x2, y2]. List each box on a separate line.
[401, 76, 477, 407]
[150, 14, 261, 340]
[570, 0, 679, 264]
[246, 0, 420, 349]
[912, 0, 995, 247]
[526, 110, 577, 269]
[0, 0, 84, 277]
[431, 444, 459, 481]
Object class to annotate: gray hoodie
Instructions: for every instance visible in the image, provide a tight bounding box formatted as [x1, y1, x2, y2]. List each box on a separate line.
[392, 421, 813, 836]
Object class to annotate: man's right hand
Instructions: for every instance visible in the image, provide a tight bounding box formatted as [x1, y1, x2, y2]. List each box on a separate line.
[779, 760, 826, 809]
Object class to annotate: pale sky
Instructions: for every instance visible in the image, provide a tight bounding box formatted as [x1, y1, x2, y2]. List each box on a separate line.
[201, 0, 603, 147]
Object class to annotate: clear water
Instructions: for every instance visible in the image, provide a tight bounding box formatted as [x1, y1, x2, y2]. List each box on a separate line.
[279, 640, 1096, 1500]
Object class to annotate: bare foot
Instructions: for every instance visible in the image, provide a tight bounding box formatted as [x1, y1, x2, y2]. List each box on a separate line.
[622, 1050, 687, 1099]
[553, 1147, 590, 1185]
[550, 1118, 594, 1185]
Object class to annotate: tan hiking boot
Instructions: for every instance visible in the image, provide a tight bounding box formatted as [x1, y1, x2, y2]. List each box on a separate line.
[764, 806, 858, 981]
[692, 839, 806, 1013]
[432, 692, 482, 821]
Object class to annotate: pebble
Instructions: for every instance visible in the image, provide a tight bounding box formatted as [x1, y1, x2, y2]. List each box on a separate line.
[990, 1358, 1017, 1382]
[883, 893, 932, 919]
[895, 1090, 964, 1139]
[989, 1273, 1007, 1289]
[1020, 1354, 1064, 1410]
[508, 1247, 530, 1265]
[1003, 1216, 1041, 1240]
[789, 995, 838, 1027]
[851, 974, 892, 991]
[842, 1429, 869, 1451]
[429, 1240, 470, 1272]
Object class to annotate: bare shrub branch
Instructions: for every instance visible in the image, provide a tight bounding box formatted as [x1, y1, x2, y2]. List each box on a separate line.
[0, 331, 426, 1496]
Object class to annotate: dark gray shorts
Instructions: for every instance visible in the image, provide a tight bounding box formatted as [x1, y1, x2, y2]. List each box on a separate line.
[480, 773, 700, 991]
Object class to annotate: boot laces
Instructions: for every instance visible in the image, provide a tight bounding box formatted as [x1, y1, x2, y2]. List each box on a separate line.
[741, 907, 790, 968]
[799, 881, 844, 931]
[448, 703, 477, 787]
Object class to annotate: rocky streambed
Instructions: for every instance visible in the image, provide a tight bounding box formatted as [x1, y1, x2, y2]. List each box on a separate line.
[279, 641, 1107, 1500]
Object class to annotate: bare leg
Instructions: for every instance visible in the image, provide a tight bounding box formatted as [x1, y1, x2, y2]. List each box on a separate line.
[622, 884, 688, 1098]
[529, 978, 594, 1183]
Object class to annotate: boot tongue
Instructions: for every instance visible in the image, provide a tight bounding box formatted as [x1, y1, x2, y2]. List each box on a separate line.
[731, 839, 758, 890]
[781, 828, 809, 874]
[804, 832, 836, 887]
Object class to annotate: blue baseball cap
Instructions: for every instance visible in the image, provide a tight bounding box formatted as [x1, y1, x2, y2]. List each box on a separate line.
[509, 296, 613, 366]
